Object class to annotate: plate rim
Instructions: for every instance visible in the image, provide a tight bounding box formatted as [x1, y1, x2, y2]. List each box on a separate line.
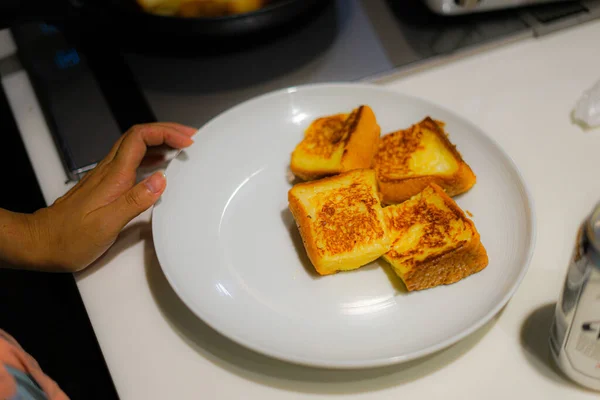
[151, 82, 538, 369]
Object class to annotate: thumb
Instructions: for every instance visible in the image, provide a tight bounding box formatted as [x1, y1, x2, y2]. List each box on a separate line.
[101, 171, 166, 233]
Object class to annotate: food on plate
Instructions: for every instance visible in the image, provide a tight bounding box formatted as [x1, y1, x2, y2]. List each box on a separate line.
[382, 183, 488, 291]
[288, 169, 391, 276]
[286, 109, 487, 290]
[290, 105, 381, 181]
[374, 117, 476, 205]
[136, 0, 269, 17]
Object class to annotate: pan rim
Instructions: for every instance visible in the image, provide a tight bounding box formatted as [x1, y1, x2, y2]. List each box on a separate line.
[117, 0, 308, 22]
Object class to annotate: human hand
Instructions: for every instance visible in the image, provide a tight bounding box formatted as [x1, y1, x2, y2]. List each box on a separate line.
[30, 122, 196, 272]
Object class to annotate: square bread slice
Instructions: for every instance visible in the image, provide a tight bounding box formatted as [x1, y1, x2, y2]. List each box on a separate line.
[288, 169, 391, 275]
[382, 183, 488, 291]
[374, 117, 476, 205]
[290, 105, 381, 181]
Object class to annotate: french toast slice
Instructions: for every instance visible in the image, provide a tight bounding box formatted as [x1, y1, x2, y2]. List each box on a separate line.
[382, 183, 488, 291]
[290, 105, 381, 181]
[288, 169, 391, 276]
[374, 117, 476, 205]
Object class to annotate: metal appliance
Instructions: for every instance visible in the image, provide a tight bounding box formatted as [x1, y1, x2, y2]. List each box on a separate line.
[424, 0, 574, 15]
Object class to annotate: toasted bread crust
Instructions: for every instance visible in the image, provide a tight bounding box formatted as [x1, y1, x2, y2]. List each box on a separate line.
[340, 106, 381, 173]
[288, 169, 390, 275]
[375, 117, 476, 204]
[397, 239, 488, 291]
[383, 183, 488, 291]
[288, 190, 325, 273]
[378, 163, 476, 205]
[290, 106, 380, 181]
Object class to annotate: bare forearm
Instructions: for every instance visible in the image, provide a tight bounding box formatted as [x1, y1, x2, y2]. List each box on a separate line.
[0, 123, 195, 273]
[0, 208, 52, 270]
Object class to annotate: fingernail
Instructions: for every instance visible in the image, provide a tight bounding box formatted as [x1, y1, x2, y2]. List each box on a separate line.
[145, 172, 166, 194]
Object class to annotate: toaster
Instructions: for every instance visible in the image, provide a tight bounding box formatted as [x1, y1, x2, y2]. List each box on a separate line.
[424, 0, 571, 14]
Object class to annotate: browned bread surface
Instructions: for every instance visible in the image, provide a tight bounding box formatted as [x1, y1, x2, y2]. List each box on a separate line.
[290, 106, 380, 181]
[288, 169, 391, 276]
[382, 183, 488, 291]
[374, 117, 476, 205]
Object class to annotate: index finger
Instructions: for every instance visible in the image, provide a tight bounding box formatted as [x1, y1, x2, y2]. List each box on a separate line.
[105, 122, 197, 164]
[155, 122, 198, 137]
[111, 124, 194, 172]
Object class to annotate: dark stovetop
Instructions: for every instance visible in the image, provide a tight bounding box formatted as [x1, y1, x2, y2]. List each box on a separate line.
[0, 85, 119, 399]
[9, 0, 600, 181]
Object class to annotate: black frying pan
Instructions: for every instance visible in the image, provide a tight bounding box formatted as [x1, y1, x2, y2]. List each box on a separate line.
[1, 0, 324, 39]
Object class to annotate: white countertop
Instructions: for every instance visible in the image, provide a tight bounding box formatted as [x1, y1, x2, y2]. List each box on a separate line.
[2, 20, 600, 399]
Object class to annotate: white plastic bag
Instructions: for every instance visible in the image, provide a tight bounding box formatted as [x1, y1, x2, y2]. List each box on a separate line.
[574, 80, 600, 128]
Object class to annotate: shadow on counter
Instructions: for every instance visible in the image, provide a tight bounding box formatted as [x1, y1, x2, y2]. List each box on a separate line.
[519, 302, 592, 391]
[143, 235, 499, 395]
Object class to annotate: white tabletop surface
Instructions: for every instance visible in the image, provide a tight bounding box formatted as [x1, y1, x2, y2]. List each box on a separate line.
[2, 19, 600, 399]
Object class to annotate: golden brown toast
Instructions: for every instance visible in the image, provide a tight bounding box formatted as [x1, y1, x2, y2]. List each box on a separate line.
[382, 183, 488, 291]
[374, 117, 476, 205]
[288, 169, 391, 276]
[290, 106, 381, 181]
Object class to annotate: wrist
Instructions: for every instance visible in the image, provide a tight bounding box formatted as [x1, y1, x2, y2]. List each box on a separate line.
[0, 208, 51, 268]
[27, 207, 63, 269]
[18, 210, 52, 268]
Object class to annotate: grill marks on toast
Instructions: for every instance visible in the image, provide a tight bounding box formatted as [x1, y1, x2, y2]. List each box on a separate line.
[385, 195, 465, 259]
[314, 182, 385, 256]
[375, 124, 423, 179]
[290, 106, 379, 181]
[288, 110, 486, 289]
[374, 117, 476, 204]
[298, 114, 348, 159]
[288, 169, 391, 276]
[298, 107, 362, 158]
[338, 106, 363, 145]
[382, 184, 488, 291]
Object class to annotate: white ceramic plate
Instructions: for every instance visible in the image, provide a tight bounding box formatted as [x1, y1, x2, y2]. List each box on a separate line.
[152, 83, 536, 368]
